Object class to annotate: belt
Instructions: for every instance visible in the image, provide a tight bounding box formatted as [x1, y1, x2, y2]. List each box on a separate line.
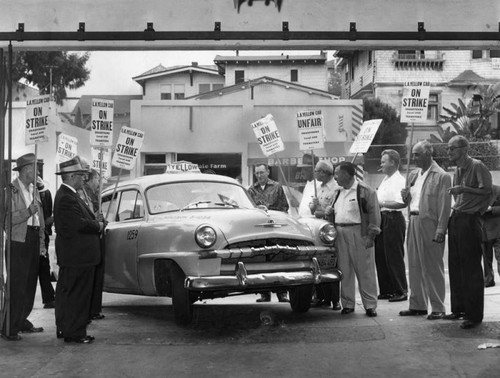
[409, 211, 419, 216]
[27, 225, 40, 231]
[381, 210, 402, 214]
[335, 223, 361, 227]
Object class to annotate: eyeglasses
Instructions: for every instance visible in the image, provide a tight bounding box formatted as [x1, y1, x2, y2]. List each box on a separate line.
[73, 172, 88, 176]
[446, 145, 466, 151]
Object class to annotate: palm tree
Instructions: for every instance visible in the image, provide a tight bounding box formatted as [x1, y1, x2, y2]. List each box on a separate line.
[437, 83, 500, 141]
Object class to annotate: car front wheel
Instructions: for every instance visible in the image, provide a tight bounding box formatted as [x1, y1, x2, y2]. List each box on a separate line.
[288, 284, 313, 313]
[169, 263, 194, 326]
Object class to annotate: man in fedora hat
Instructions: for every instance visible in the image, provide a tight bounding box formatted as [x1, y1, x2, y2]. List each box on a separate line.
[1, 153, 46, 341]
[53, 156, 106, 344]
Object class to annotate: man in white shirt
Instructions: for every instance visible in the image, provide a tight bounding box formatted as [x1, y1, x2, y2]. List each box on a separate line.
[297, 153, 319, 218]
[375, 150, 408, 302]
[308, 160, 340, 310]
[326, 162, 381, 317]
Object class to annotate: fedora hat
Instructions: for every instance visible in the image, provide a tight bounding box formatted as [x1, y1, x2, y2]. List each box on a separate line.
[56, 156, 86, 175]
[13, 153, 36, 171]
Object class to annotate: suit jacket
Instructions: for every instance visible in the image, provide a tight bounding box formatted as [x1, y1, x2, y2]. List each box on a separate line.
[7, 178, 45, 248]
[54, 184, 101, 268]
[481, 184, 500, 241]
[407, 160, 452, 235]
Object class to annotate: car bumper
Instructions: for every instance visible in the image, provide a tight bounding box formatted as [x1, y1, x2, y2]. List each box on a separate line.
[185, 257, 342, 291]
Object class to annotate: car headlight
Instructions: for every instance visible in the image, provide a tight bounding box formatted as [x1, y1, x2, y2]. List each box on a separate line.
[195, 225, 217, 248]
[319, 223, 336, 244]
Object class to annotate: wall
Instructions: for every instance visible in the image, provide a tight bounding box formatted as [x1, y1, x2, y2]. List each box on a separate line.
[143, 71, 224, 100]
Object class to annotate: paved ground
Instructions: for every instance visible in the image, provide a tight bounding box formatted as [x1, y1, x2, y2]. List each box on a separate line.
[1, 270, 500, 378]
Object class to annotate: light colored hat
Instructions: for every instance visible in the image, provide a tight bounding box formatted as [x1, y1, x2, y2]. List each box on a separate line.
[56, 156, 86, 175]
[13, 153, 36, 171]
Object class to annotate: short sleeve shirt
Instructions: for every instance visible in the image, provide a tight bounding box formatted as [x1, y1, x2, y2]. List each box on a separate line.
[452, 157, 492, 214]
[377, 171, 405, 211]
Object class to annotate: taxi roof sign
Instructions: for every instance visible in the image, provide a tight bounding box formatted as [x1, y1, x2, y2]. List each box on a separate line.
[165, 161, 201, 173]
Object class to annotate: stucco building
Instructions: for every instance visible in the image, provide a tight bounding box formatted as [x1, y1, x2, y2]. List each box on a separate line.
[336, 49, 500, 141]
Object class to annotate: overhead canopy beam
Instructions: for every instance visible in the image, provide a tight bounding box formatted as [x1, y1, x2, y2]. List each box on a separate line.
[1, 0, 500, 50]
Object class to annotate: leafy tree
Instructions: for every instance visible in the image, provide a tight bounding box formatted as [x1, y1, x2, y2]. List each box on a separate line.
[9, 51, 90, 105]
[432, 83, 500, 170]
[363, 97, 408, 172]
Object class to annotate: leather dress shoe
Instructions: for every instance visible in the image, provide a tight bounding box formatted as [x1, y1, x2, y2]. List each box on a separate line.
[312, 300, 331, 308]
[443, 312, 466, 320]
[64, 335, 95, 344]
[460, 320, 481, 329]
[90, 313, 105, 320]
[427, 312, 445, 320]
[43, 301, 55, 309]
[57, 331, 64, 339]
[377, 293, 393, 300]
[256, 294, 271, 303]
[19, 327, 44, 333]
[366, 308, 377, 317]
[1, 333, 22, 341]
[485, 280, 495, 288]
[341, 308, 354, 315]
[399, 309, 427, 316]
[332, 302, 342, 311]
[388, 294, 408, 302]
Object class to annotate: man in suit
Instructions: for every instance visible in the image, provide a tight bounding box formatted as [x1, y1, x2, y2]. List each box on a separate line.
[399, 140, 451, 320]
[53, 156, 106, 344]
[36, 175, 56, 309]
[1, 153, 46, 341]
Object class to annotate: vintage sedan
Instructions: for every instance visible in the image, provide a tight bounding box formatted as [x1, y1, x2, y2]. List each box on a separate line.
[101, 166, 341, 325]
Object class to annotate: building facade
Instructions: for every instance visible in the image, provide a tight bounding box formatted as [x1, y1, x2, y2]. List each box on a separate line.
[336, 49, 500, 141]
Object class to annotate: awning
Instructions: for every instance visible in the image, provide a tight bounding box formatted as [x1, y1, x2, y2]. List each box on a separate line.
[247, 141, 363, 166]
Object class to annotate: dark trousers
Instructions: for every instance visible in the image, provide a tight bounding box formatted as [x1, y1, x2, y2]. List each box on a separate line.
[90, 239, 105, 316]
[1, 227, 40, 335]
[375, 211, 408, 296]
[315, 282, 340, 303]
[448, 212, 484, 323]
[39, 234, 55, 304]
[55, 265, 95, 338]
[482, 240, 499, 285]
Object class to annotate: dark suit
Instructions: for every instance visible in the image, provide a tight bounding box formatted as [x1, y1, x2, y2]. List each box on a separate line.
[54, 184, 101, 339]
[38, 188, 55, 305]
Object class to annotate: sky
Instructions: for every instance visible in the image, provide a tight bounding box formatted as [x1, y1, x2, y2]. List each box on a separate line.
[66, 50, 333, 97]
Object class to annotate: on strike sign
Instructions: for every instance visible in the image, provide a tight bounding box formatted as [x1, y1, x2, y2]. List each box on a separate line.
[297, 109, 325, 151]
[56, 133, 78, 164]
[111, 126, 145, 170]
[349, 119, 383, 154]
[400, 81, 431, 123]
[90, 98, 114, 146]
[25, 95, 50, 145]
[91, 147, 111, 179]
[251, 114, 284, 157]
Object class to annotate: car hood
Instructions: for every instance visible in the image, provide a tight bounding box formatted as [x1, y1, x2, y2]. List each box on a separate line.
[152, 207, 314, 246]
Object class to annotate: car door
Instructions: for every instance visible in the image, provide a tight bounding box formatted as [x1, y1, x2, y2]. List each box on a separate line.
[102, 188, 145, 293]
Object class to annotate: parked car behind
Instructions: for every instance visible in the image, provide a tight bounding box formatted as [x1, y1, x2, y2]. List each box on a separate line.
[101, 164, 341, 325]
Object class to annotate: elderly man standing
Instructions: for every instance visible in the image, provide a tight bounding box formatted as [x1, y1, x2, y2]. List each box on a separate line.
[446, 135, 492, 329]
[54, 156, 106, 343]
[1, 153, 46, 341]
[399, 141, 451, 320]
[375, 149, 408, 302]
[308, 160, 341, 310]
[326, 162, 381, 317]
[247, 163, 289, 303]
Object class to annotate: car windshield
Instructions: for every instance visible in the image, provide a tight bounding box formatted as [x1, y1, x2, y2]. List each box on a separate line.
[146, 181, 255, 214]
